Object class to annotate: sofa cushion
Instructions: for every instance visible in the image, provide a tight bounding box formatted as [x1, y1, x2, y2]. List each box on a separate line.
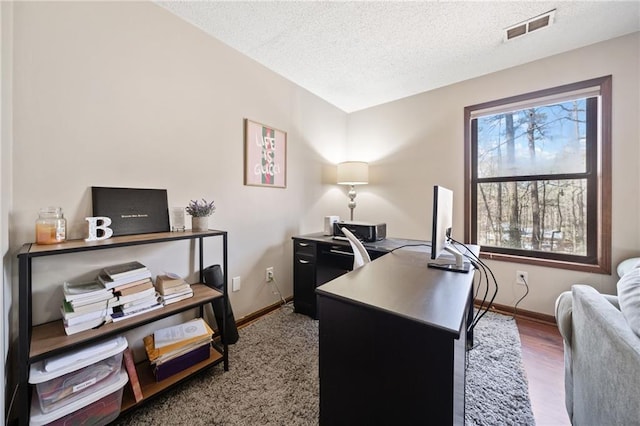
[617, 257, 640, 278]
[617, 266, 640, 337]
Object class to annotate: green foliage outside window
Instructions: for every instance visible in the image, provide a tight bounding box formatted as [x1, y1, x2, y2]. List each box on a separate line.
[465, 76, 611, 273]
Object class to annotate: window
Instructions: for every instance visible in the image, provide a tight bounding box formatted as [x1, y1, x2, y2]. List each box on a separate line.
[464, 76, 611, 273]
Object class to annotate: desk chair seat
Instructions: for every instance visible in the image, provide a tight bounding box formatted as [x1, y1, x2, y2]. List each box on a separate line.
[341, 227, 371, 269]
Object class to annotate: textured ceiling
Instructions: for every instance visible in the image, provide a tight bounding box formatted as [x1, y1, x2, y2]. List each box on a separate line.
[157, 1, 640, 113]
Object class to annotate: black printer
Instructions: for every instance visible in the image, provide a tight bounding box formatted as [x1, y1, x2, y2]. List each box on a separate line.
[333, 221, 386, 242]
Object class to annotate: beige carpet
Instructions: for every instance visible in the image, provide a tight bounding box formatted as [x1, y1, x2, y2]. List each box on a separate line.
[113, 308, 534, 425]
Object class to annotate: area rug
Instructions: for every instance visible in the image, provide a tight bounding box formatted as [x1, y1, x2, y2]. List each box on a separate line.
[114, 307, 534, 425]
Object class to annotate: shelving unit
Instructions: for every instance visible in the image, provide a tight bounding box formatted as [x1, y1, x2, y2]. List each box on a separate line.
[16, 230, 229, 425]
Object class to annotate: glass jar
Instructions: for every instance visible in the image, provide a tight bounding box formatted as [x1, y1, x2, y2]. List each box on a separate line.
[35, 207, 66, 244]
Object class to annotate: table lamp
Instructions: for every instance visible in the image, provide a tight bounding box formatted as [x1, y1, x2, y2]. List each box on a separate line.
[337, 161, 368, 221]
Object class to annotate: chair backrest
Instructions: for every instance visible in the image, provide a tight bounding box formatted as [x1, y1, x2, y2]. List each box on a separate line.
[341, 227, 371, 269]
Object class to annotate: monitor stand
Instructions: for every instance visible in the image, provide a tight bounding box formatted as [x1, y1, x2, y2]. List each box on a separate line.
[428, 261, 472, 273]
[428, 244, 472, 273]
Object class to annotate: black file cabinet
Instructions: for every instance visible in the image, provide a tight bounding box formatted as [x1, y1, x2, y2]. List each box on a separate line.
[292, 234, 386, 319]
[293, 238, 318, 318]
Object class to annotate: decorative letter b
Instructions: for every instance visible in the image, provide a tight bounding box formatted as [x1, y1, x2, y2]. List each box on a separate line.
[85, 216, 113, 241]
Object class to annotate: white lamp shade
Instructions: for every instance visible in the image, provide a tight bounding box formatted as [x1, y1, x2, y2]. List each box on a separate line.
[337, 161, 369, 185]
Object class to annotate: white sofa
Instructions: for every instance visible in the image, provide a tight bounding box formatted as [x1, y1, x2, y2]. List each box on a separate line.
[555, 262, 640, 425]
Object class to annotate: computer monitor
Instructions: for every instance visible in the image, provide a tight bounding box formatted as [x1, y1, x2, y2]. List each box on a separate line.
[428, 185, 471, 273]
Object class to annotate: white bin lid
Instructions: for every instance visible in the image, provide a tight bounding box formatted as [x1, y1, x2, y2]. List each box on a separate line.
[29, 369, 129, 426]
[29, 336, 128, 383]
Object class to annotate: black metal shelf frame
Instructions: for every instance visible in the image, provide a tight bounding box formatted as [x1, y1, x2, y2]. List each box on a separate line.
[16, 230, 229, 425]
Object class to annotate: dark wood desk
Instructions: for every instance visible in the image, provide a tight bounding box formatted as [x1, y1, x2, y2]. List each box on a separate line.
[292, 233, 428, 318]
[315, 244, 478, 425]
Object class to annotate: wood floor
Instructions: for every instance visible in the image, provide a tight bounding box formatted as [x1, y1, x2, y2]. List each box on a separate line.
[516, 317, 570, 425]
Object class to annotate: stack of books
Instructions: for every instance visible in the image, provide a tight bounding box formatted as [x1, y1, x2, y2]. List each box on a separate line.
[143, 318, 213, 381]
[98, 261, 152, 290]
[98, 261, 162, 322]
[112, 282, 162, 322]
[155, 274, 193, 305]
[61, 280, 117, 335]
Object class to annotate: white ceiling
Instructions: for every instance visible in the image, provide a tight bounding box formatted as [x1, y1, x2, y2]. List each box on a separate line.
[157, 1, 640, 113]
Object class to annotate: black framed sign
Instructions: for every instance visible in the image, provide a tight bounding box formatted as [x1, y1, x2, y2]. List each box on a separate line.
[91, 187, 170, 236]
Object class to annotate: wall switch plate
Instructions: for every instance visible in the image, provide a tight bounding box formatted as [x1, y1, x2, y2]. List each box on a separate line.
[232, 276, 241, 292]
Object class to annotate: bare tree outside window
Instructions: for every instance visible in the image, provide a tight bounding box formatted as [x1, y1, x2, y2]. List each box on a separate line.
[464, 76, 611, 273]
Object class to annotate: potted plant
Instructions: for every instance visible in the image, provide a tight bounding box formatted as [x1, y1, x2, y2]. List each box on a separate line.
[186, 199, 216, 232]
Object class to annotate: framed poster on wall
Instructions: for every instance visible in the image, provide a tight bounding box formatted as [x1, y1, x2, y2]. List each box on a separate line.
[244, 119, 287, 188]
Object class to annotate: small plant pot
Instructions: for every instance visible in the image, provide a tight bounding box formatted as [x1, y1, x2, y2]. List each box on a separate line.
[191, 216, 209, 232]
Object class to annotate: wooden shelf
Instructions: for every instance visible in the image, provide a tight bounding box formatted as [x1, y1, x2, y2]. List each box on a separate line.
[17, 229, 229, 425]
[30, 284, 223, 361]
[120, 347, 224, 412]
[22, 230, 226, 258]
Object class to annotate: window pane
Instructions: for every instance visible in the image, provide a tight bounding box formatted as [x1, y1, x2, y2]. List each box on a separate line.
[477, 99, 588, 178]
[476, 180, 587, 256]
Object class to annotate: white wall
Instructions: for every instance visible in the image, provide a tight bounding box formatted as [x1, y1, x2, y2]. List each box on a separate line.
[5, 0, 639, 391]
[1, 1, 13, 423]
[4, 1, 639, 419]
[346, 32, 640, 317]
[9, 0, 346, 337]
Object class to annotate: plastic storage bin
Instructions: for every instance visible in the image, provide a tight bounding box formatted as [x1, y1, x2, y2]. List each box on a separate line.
[29, 370, 128, 426]
[29, 337, 128, 414]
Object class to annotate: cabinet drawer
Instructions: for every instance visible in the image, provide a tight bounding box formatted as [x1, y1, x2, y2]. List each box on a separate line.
[294, 240, 316, 256]
[295, 253, 315, 266]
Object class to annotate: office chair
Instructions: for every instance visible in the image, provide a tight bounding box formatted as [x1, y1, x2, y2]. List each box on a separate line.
[341, 227, 371, 269]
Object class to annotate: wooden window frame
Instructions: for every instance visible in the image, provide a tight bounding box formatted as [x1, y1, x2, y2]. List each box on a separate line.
[463, 76, 612, 274]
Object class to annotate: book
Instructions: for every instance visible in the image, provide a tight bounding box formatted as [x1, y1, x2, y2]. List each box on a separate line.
[162, 286, 193, 300]
[122, 347, 143, 402]
[156, 274, 186, 290]
[118, 296, 162, 314]
[144, 333, 212, 365]
[153, 318, 210, 349]
[120, 292, 160, 308]
[103, 261, 148, 279]
[112, 277, 153, 293]
[162, 287, 193, 299]
[60, 302, 111, 320]
[144, 319, 214, 363]
[162, 291, 194, 306]
[111, 303, 163, 322]
[63, 316, 110, 336]
[98, 270, 153, 290]
[115, 280, 154, 297]
[69, 291, 115, 308]
[63, 280, 110, 302]
[153, 339, 209, 365]
[117, 287, 156, 304]
[62, 297, 119, 315]
[157, 283, 191, 296]
[61, 306, 113, 326]
[119, 302, 159, 316]
[151, 338, 212, 365]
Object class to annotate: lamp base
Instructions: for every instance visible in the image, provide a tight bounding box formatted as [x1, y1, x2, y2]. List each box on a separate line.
[347, 185, 357, 221]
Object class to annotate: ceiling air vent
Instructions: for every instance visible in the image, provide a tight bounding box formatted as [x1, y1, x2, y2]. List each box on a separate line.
[504, 9, 556, 42]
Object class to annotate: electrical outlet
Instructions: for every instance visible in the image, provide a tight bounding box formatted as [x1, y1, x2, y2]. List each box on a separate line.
[266, 267, 274, 282]
[232, 276, 241, 292]
[515, 271, 528, 285]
